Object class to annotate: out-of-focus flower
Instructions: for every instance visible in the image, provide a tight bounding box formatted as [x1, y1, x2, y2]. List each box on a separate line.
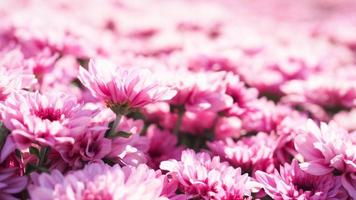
[214, 116, 242, 139]
[160, 149, 253, 199]
[255, 160, 349, 200]
[294, 120, 356, 198]
[282, 71, 356, 109]
[0, 68, 37, 101]
[0, 167, 28, 200]
[28, 163, 170, 200]
[78, 59, 177, 114]
[146, 125, 183, 169]
[166, 70, 233, 112]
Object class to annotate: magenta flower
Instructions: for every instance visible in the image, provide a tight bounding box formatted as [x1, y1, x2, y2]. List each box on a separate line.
[0, 167, 28, 200]
[0, 92, 95, 149]
[294, 120, 356, 198]
[28, 163, 170, 200]
[255, 160, 349, 200]
[78, 59, 177, 113]
[55, 130, 111, 168]
[146, 125, 183, 169]
[160, 149, 253, 199]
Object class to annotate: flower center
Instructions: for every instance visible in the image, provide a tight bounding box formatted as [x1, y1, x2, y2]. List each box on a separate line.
[35, 108, 62, 122]
[82, 190, 113, 200]
[293, 176, 317, 193]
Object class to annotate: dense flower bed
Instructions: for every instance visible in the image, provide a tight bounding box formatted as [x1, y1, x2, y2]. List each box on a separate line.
[0, 0, 355, 199]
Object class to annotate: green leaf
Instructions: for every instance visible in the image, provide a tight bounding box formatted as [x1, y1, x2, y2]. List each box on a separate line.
[108, 131, 132, 138]
[25, 164, 37, 175]
[29, 146, 40, 157]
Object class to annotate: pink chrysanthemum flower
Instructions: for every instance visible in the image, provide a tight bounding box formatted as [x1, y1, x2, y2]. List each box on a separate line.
[294, 120, 356, 198]
[28, 163, 170, 200]
[160, 149, 253, 199]
[0, 67, 36, 101]
[0, 167, 28, 200]
[255, 160, 349, 200]
[107, 117, 149, 166]
[78, 59, 177, 113]
[208, 132, 276, 174]
[55, 130, 111, 169]
[0, 92, 95, 149]
[166, 70, 233, 112]
[282, 71, 356, 109]
[146, 125, 183, 169]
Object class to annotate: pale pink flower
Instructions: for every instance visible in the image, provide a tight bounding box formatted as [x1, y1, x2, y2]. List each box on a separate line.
[214, 116, 242, 139]
[282, 71, 356, 109]
[294, 120, 356, 198]
[333, 108, 356, 131]
[166, 70, 233, 112]
[160, 149, 253, 199]
[255, 160, 349, 200]
[0, 67, 36, 101]
[208, 132, 276, 174]
[28, 163, 170, 200]
[0, 92, 95, 149]
[0, 167, 28, 200]
[78, 59, 177, 112]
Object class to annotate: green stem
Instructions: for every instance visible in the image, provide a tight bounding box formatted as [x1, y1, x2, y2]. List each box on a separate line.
[173, 106, 185, 135]
[108, 114, 122, 137]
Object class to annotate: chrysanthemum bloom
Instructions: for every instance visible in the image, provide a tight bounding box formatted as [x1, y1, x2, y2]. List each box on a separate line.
[160, 149, 253, 199]
[255, 160, 349, 200]
[166, 70, 233, 112]
[214, 116, 242, 139]
[78, 59, 177, 114]
[294, 120, 356, 198]
[208, 132, 276, 174]
[0, 167, 28, 200]
[55, 130, 111, 168]
[0, 67, 37, 101]
[28, 163, 170, 200]
[146, 125, 183, 169]
[333, 108, 356, 131]
[0, 92, 95, 150]
[107, 117, 149, 166]
[281, 70, 356, 110]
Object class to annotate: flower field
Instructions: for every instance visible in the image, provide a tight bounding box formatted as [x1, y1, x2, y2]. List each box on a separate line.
[0, 0, 355, 199]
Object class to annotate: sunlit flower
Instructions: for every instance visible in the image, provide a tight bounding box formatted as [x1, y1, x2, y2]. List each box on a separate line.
[78, 59, 177, 113]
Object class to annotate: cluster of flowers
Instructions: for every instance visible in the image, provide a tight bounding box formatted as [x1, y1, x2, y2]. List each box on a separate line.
[0, 0, 356, 199]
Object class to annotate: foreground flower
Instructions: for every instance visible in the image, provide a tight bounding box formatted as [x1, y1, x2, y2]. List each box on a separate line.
[0, 167, 28, 200]
[28, 163, 170, 200]
[255, 160, 348, 200]
[160, 149, 253, 199]
[294, 120, 356, 198]
[0, 92, 94, 150]
[78, 59, 177, 113]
